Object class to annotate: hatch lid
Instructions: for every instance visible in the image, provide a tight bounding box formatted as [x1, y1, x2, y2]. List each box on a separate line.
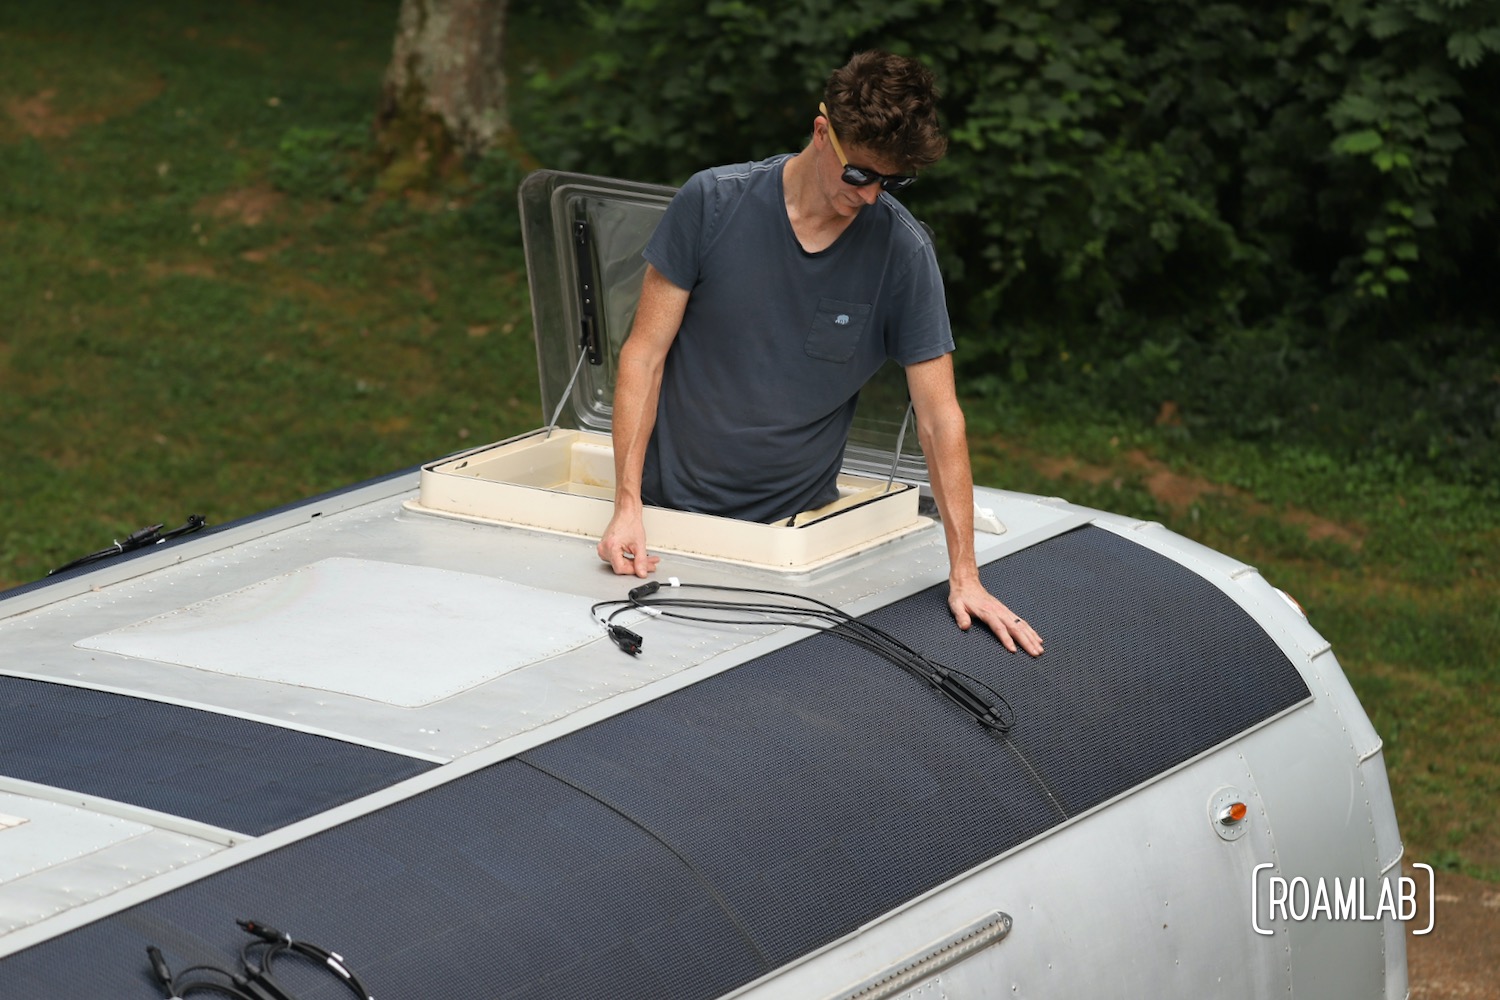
[519, 169, 930, 483]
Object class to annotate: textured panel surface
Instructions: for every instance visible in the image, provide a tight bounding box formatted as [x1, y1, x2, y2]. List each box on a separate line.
[0, 527, 1309, 997]
[0, 677, 435, 835]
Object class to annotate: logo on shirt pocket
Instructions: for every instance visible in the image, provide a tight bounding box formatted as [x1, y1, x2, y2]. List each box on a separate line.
[805, 298, 873, 362]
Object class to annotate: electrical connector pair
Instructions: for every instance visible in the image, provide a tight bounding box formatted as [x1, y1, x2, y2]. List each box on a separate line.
[594, 577, 681, 656]
[607, 623, 643, 655]
[146, 918, 372, 1000]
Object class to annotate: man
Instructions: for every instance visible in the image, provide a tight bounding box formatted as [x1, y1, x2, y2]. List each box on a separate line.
[597, 51, 1044, 657]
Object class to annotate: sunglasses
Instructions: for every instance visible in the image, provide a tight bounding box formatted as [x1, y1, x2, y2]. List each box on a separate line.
[819, 102, 917, 193]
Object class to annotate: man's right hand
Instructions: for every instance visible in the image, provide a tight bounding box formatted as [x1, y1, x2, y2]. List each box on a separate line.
[598, 508, 660, 578]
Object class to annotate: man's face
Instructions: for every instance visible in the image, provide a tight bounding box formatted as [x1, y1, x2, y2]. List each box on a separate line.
[817, 115, 906, 216]
[816, 103, 918, 215]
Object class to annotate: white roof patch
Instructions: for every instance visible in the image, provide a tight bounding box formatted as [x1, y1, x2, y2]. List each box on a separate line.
[77, 557, 604, 707]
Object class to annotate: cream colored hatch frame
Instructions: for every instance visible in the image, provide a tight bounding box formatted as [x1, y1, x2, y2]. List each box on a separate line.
[408, 429, 930, 572]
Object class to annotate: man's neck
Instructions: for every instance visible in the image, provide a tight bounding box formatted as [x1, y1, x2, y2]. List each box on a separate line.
[782, 147, 860, 254]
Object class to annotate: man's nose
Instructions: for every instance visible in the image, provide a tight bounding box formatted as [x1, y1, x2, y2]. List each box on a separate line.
[857, 183, 881, 204]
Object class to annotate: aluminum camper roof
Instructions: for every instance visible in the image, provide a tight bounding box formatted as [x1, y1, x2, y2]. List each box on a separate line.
[0, 454, 1351, 999]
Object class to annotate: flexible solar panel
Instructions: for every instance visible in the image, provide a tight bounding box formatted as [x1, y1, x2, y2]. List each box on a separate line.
[0, 526, 1310, 997]
[0, 676, 436, 836]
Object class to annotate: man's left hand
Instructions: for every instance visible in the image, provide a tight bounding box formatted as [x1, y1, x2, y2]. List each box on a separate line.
[948, 577, 1044, 657]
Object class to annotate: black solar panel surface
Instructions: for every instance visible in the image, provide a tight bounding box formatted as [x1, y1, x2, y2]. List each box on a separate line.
[0, 676, 435, 835]
[0, 526, 1311, 998]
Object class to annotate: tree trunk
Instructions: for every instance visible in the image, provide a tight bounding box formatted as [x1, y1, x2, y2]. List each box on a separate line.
[377, 0, 509, 183]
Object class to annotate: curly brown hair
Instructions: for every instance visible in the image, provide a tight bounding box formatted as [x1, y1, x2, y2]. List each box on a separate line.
[821, 51, 947, 171]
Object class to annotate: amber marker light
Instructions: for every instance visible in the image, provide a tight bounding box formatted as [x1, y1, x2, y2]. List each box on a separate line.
[1220, 801, 1249, 825]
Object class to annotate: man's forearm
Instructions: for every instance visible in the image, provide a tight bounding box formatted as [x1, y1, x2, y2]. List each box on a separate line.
[608, 265, 689, 512]
[610, 339, 661, 512]
[920, 413, 982, 583]
[597, 264, 688, 577]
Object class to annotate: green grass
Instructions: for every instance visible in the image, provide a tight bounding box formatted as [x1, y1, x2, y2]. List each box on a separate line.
[2, 0, 1497, 882]
[0, 0, 540, 583]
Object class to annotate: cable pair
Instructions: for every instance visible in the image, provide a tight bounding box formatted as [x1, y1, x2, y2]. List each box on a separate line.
[50, 513, 207, 576]
[146, 918, 372, 1000]
[592, 579, 1015, 734]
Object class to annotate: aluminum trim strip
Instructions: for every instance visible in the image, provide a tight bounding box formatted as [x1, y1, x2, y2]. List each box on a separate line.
[0, 777, 249, 848]
[824, 911, 1012, 1000]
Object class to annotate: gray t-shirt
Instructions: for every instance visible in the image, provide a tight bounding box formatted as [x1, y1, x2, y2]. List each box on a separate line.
[641, 154, 954, 522]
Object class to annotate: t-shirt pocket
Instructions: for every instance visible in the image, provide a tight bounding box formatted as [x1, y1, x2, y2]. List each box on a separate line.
[805, 298, 873, 362]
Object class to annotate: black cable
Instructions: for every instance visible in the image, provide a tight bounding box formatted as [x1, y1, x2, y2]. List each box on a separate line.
[619, 583, 1002, 691]
[237, 919, 374, 1000]
[49, 514, 207, 576]
[145, 946, 267, 1000]
[592, 581, 1015, 734]
[146, 920, 372, 1000]
[605, 578, 1063, 820]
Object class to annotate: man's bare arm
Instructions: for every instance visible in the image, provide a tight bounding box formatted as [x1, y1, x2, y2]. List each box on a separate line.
[598, 264, 691, 577]
[906, 354, 1044, 656]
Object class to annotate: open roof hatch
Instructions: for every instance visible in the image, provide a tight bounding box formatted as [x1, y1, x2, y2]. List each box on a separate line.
[409, 170, 936, 571]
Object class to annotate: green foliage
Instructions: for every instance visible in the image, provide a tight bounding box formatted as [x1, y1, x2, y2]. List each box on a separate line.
[519, 0, 1500, 486]
[269, 123, 372, 201]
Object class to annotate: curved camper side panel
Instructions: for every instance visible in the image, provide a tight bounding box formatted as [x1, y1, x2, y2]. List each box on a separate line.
[744, 748, 1292, 999]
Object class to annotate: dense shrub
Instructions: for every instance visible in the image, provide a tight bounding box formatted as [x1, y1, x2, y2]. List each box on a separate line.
[517, 0, 1499, 483]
